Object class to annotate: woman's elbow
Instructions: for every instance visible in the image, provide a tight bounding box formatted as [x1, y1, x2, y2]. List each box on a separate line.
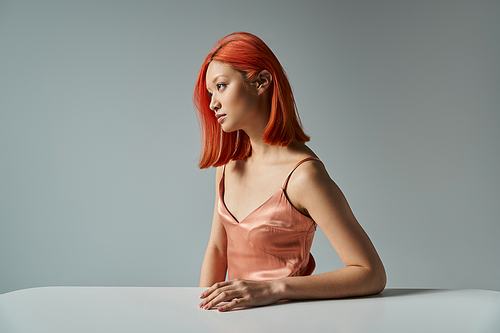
[368, 264, 386, 295]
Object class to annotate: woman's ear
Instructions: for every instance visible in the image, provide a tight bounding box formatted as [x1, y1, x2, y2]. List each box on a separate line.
[256, 70, 272, 95]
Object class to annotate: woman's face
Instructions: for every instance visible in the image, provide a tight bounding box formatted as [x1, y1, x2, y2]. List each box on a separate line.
[205, 61, 260, 133]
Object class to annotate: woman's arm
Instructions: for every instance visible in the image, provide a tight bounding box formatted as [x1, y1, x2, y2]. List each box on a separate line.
[199, 167, 228, 287]
[277, 160, 386, 299]
[199, 160, 385, 310]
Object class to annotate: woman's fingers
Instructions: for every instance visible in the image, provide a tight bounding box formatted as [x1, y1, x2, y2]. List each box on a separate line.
[199, 281, 230, 299]
[198, 279, 279, 311]
[201, 290, 232, 309]
[217, 297, 245, 312]
[198, 284, 239, 309]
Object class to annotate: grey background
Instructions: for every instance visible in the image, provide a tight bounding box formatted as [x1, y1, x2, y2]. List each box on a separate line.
[1, 0, 498, 295]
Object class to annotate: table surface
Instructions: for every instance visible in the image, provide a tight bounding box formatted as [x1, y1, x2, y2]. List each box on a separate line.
[1, 287, 499, 333]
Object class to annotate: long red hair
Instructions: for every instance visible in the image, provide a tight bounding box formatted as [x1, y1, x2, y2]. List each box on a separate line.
[193, 32, 309, 169]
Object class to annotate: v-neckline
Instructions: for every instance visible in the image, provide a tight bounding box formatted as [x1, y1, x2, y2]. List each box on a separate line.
[219, 157, 320, 224]
[221, 182, 284, 223]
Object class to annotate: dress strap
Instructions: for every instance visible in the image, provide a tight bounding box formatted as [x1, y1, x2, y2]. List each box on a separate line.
[282, 157, 322, 190]
[220, 164, 227, 189]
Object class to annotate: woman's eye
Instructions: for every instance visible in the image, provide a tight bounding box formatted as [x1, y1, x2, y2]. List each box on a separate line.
[216, 83, 226, 91]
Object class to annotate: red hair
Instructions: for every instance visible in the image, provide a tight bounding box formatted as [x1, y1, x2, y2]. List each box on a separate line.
[193, 32, 309, 169]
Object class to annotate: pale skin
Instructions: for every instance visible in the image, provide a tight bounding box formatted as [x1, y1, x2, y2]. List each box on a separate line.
[199, 61, 386, 312]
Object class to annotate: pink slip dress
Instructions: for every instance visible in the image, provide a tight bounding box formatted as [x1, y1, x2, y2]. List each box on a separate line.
[219, 157, 320, 281]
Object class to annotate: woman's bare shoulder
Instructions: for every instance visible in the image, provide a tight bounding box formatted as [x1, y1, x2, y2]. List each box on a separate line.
[290, 156, 329, 186]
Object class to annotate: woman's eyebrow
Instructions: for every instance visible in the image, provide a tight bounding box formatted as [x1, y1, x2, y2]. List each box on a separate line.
[211, 74, 228, 83]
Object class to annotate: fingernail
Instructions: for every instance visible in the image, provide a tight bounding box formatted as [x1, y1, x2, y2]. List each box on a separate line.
[203, 304, 210, 310]
[218, 307, 224, 312]
[198, 302, 204, 308]
[199, 293, 205, 298]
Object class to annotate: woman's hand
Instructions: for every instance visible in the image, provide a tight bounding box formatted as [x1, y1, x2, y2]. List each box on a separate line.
[198, 279, 282, 312]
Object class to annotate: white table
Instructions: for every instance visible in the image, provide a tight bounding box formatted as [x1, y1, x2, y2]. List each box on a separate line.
[1, 287, 499, 332]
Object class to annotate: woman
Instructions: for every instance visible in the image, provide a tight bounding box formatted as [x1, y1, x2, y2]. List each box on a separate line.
[194, 32, 386, 312]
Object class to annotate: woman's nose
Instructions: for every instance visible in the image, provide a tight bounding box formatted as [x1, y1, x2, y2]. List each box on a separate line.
[209, 96, 221, 112]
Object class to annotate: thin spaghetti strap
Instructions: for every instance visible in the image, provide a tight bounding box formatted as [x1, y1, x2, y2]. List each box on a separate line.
[221, 164, 227, 186]
[282, 157, 322, 190]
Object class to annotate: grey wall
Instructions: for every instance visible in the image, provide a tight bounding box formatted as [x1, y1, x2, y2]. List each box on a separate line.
[1, 0, 498, 295]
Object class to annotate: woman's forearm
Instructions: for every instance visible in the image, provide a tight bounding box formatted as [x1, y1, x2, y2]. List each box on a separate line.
[274, 265, 386, 301]
[199, 247, 227, 287]
[198, 265, 386, 312]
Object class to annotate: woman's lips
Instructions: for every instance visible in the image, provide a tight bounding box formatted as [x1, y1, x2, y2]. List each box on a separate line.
[216, 114, 226, 124]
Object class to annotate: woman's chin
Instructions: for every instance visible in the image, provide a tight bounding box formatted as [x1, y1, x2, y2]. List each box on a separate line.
[220, 124, 237, 133]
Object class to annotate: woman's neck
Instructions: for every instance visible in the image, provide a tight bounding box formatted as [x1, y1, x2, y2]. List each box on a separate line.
[246, 135, 304, 166]
[248, 137, 274, 162]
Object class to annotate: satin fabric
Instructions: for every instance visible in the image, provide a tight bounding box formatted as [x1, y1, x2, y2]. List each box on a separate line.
[219, 157, 319, 281]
